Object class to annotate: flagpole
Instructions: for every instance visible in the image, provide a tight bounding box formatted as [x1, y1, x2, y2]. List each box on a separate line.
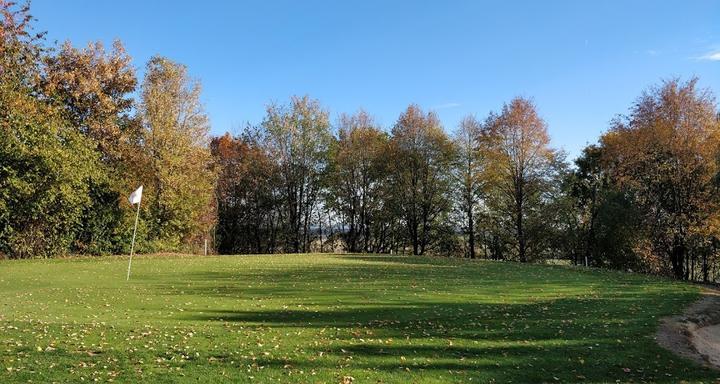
[127, 199, 141, 281]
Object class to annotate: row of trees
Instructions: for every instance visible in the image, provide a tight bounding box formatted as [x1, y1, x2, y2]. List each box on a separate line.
[212, 80, 720, 283]
[3, 2, 720, 283]
[211, 96, 564, 259]
[0, 2, 215, 257]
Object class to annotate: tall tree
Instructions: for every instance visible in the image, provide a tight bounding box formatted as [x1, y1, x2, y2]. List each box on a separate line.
[452, 116, 484, 258]
[566, 145, 604, 265]
[389, 105, 456, 255]
[140, 56, 215, 250]
[262, 96, 332, 253]
[42, 40, 140, 254]
[481, 97, 558, 262]
[327, 110, 389, 252]
[211, 131, 280, 254]
[600, 78, 720, 279]
[0, 1, 98, 258]
[565, 144, 642, 269]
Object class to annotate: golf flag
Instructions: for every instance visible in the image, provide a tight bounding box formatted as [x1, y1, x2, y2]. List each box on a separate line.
[127, 185, 143, 280]
[129, 185, 143, 205]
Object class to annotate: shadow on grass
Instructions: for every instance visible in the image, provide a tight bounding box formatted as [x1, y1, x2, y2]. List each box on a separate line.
[178, 295, 711, 382]
[180, 297, 714, 383]
[150, 255, 711, 382]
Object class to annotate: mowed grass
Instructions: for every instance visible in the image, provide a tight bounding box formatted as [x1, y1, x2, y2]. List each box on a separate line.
[0, 254, 717, 383]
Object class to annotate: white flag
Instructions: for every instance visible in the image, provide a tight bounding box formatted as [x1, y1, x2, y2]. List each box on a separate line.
[129, 185, 143, 205]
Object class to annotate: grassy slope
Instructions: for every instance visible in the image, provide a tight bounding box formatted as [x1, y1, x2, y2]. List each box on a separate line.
[0, 254, 716, 383]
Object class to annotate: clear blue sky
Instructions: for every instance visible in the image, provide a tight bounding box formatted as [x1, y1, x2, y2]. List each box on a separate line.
[33, 0, 720, 158]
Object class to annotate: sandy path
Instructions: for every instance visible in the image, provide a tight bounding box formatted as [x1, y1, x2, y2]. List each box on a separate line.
[657, 289, 720, 369]
[693, 324, 720, 367]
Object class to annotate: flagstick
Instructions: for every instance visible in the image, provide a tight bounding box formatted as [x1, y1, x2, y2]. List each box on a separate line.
[127, 200, 141, 281]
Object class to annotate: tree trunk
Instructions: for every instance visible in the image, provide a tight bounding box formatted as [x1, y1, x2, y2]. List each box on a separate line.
[468, 208, 476, 259]
[670, 241, 686, 280]
[516, 206, 526, 263]
[704, 242, 713, 283]
[318, 211, 323, 253]
[515, 179, 527, 263]
[348, 204, 357, 253]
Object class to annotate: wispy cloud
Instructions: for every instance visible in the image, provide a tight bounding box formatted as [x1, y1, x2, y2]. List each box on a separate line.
[697, 50, 720, 61]
[433, 102, 461, 110]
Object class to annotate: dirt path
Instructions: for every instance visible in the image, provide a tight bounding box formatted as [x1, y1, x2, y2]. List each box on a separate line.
[657, 289, 720, 369]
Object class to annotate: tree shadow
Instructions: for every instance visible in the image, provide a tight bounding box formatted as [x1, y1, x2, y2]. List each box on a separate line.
[177, 294, 711, 382]
[146, 255, 710, 382]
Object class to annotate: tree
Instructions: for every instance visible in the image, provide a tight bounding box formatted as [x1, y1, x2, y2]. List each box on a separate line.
[452, 116, 483, 258]
[600, 78, 720, 279]
[481, 97, 558, 262]
[567, 145, 604, 265]
[42, 40, 140, 254]
[262, 96, 332, 253]
[211, 131, 280, 254]
[43, 40, 137, 161]
[140, 56, 215, 250]
[561, 144, 639, 269]
[327, 110, 389, 252]
[0, 0, 100, 258]
[0, 0, 45, 88]
[389, 105, 456, 255]
[0, 76, 98, 258]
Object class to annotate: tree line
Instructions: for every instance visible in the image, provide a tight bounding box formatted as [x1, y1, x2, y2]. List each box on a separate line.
[213, 97, 563, 259]
[3, 2, 720, 283]
[205, 79, 720, 284]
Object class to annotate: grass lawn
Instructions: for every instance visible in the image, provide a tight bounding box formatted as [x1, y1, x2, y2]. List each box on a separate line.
[0, 254, 717, 383]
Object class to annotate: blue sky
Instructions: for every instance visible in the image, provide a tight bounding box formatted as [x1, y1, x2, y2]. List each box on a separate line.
[33, 1, 720, 158]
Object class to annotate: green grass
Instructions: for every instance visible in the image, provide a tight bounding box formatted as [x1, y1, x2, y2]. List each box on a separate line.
[0, 254, 716, 383]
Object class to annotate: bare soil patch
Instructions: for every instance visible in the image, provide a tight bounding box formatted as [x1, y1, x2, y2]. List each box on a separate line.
[657, 288, 720, 369]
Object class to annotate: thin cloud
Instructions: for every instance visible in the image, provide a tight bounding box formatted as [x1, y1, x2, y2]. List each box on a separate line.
[433, 102, 461, 110]
[697, 50, 720, 61]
